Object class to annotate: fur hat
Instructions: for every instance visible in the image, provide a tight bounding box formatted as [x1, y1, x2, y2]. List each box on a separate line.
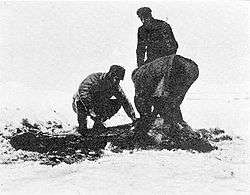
[136, 7, 152, 18]
[108, 65, 125, 80]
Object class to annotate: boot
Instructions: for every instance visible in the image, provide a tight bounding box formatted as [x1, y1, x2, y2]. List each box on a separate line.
[77, 113, 88, 136]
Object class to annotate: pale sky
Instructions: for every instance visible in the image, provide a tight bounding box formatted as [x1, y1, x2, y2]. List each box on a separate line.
[0, 1, 249, 99]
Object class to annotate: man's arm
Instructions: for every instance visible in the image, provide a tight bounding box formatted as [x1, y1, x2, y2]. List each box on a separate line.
[114, 86, 136, 122]
[136, 27, 147, 67]
[161, 22, 178, 52]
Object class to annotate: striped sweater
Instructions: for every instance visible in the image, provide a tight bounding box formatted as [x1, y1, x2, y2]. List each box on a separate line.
[73, 72, 136, 120]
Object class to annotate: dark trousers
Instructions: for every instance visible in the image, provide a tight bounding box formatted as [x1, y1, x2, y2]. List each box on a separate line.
[76, 99, 122, 130]
[134, 78, 187, 124]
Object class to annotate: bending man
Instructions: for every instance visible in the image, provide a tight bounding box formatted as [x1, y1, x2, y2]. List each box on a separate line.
[73, 65, 136, 136]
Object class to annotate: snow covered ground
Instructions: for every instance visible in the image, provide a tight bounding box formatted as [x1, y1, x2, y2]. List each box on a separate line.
[0, 82, 250, 195]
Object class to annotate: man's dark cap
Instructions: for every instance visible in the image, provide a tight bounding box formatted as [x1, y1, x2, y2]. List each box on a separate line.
[136, 7, 152, 18]
[109, 65, 126, 80]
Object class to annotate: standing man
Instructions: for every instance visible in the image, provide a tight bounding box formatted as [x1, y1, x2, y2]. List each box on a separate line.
[136, 7, 178, 67]
[136, 7, 178, 99]
[73, 65, 136, 136]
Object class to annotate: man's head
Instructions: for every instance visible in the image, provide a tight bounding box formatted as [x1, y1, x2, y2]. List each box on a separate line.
[108, 65, 126, 85]
[136, 7, 152, 24]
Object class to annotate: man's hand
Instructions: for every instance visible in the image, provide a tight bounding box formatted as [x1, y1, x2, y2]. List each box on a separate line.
[88, 108, 97, 118]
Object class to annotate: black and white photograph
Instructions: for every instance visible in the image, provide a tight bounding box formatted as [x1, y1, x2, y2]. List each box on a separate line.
[0, 0, 250, 194]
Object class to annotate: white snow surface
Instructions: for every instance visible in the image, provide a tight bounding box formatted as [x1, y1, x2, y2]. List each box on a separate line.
[0, 82, 250, 195]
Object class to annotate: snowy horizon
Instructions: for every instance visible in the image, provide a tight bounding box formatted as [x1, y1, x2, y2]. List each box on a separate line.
[0, 1, 249, 95]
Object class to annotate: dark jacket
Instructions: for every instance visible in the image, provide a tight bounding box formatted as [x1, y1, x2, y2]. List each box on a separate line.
[74, 72, 135, 119]
[136, 19, 178, 67]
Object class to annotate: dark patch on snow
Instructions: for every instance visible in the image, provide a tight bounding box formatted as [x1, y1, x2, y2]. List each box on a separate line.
[112, 122, 218, 153]
[2, 118, 233, 165]
[212, 135, 232, 142]
[9, 131, 106, 166]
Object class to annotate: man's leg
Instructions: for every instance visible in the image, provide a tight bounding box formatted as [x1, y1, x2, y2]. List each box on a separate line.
[76, 101, 88, 135]
[160, 54, 176, 98]
[171, 97, 193, 130]
[172, 104, 184, 124]
[160, 67, 198, 125]
[94, 99, 121, 121]
[92, 99, 122, 131]
[134, 93, 156, 137]
[105, 99, 122, 119]
[134, 94, 153, 120]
